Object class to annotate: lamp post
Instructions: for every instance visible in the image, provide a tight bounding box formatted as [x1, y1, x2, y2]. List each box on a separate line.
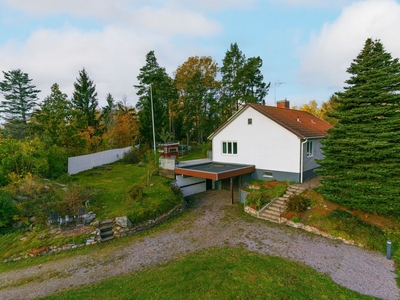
[150, 84, 156, 154]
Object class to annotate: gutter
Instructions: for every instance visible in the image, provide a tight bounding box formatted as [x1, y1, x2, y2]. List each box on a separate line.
[300, 138, 308, 183]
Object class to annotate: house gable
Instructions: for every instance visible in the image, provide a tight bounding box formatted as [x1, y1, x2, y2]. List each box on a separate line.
[209, 102, 333, 182]
[211, 105, 301, 174]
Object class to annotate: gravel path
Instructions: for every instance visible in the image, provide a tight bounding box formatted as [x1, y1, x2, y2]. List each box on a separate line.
[0, 190, 398, 299]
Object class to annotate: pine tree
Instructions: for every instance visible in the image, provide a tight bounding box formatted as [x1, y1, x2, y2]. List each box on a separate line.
[0, 69, 40, 139]
[220, 43, 270, 120]
[317, 38, 400, 216]
[71, 68, 99, 130]
[134, 51, 174, 145]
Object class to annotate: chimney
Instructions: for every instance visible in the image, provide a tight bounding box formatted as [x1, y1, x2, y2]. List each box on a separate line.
[276, 99, 290, 109]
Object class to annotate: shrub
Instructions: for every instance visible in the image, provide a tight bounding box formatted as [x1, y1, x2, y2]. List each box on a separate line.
[122, 148, 140, 164]
[245, 190, 269, 210]
[286, 194, 310, 213]
[128, 183, 145, 200]
[292, 216, 301, 223]
[0, 189, 18, 228]
[59, 185, 91, 215]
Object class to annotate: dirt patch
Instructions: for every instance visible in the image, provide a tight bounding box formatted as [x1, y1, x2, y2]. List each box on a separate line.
[51, 226, 93, 238]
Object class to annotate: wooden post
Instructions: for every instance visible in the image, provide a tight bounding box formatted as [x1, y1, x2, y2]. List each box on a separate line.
[230, 177, 233, 204]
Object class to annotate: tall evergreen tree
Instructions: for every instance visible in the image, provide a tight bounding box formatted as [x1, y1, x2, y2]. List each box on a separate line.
[71, 68, 99, 130]
[317, 38, 400, 216]
[220, 43, 246, 118]
[135, 51, 175, 145]
[220, 43, 270, 120]
[34, 83, 84, 151]
[0, 69, 40, 139]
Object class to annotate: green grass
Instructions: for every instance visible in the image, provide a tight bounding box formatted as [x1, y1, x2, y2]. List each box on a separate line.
[40, 247, 375, 300]
[0, 226, 92, 263]
[0, 161, 183, 264]
[179, 146, 207, 161]
[71, 163, 147, 219]
[71, 162, 181, 221]
[245, 181, 289, 209]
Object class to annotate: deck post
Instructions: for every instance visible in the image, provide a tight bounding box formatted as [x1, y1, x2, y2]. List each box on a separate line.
[230, 177, 233, 204]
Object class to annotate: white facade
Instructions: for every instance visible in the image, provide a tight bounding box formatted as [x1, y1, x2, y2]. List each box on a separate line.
[212, 106, 301, 174]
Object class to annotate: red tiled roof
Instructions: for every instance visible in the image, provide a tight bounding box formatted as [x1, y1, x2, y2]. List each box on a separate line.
[209, 103, 333, 140]
[249, 103, 333, 138]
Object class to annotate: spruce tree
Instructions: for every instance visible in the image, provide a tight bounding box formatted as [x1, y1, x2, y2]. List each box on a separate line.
[220, 43, 270, 120]
[0, 69, 40, 139]
[71, 68, 99, 130]
[317, 38, 400, 216]
[134, 51, 173, 145]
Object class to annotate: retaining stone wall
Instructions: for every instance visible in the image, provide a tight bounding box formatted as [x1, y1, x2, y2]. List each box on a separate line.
[3, 201, 187, 263]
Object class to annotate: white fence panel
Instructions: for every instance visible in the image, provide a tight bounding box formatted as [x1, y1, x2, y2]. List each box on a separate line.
[68, 146, 132, 175]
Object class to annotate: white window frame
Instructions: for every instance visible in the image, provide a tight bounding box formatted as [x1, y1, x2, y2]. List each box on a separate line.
[263, 171, 273, 178]
[169, 147, 178, 153]
[306, 141, 313, 158]
[222, 141, 238, 155]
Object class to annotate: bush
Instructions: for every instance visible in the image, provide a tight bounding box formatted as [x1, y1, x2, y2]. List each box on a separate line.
[122, 148, 140, 164]
[286, 194, 310, 213]
[245, 190, 270, 210]
[0, 189, 18, 227]
[128, 183, 145, 200]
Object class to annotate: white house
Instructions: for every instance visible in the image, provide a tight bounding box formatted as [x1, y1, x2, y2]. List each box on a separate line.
[174, 100, 332, 200]
[208, 100, 333, 183]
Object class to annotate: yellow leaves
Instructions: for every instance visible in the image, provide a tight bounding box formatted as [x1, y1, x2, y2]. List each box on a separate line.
[175, 56, 219, 95]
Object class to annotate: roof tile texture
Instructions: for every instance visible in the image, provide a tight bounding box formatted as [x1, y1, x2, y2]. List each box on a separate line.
[248, 103, 333, 138]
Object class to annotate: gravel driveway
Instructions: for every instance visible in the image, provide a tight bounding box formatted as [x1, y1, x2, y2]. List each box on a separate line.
[0, 190, 398, 300]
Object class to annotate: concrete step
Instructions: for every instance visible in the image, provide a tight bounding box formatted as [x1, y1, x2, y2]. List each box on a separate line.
[275, 198, 287, 204]
[269, 205, 286, 213]
[100, 230, 113, 238]
[101, 236, 114, 242]
[260, 209, 280, 217]
[259, 213, 281, 223]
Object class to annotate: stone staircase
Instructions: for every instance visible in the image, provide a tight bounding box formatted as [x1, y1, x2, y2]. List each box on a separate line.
[258, 184, 306, 223]
[99, 219, 114, 242]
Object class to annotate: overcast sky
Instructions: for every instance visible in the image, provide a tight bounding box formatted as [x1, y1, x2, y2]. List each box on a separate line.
[0, 0, 399, 108]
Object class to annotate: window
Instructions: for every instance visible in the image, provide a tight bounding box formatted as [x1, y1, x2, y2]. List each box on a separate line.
[263, 171, 273, 178]
[306, 141, 313, 157]
[248, 118, 252, 125]
[169, 147, 178, 153]
[222, 141, 238, 154]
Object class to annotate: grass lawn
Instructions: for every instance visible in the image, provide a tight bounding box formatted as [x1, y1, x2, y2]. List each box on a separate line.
[71, 162, 181, 222]
[40, 247, 375, 300]
[0, 162, 182, 264]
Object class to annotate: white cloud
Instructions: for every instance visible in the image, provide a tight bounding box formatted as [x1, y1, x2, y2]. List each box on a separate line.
[299, 0, 400, 90]
[0, 24, 213, 106]
[0, 1, 225, 106]
[1, 0, 221, 37]
[269, 0, 354, 8]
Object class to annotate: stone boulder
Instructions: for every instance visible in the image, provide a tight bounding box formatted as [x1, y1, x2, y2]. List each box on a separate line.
[115, 216, 132, 228]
